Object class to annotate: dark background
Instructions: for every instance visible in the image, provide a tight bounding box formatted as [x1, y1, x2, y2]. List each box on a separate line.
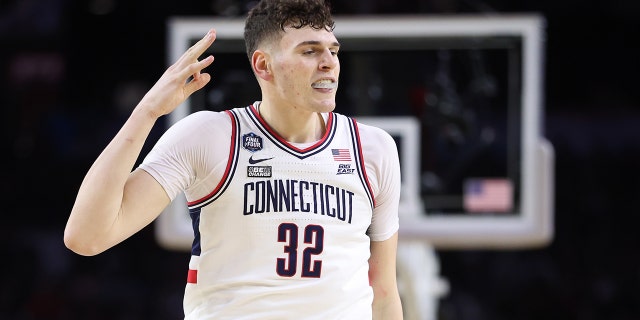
[1, 0, 639, 319]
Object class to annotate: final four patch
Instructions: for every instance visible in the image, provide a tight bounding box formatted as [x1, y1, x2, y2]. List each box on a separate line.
[242, 132, 263, 152]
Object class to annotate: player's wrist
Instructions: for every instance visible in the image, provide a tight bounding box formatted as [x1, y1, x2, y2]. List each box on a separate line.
[133, 102, 165, 121]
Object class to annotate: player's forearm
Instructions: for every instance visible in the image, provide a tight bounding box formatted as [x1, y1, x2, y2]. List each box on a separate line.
[370, 234, 403, 319]
[372, 282, 404, 320]
[373, 295, 404, 320]
[64, 106, 159, 255]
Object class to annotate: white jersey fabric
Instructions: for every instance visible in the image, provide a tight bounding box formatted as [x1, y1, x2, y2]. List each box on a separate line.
[139, 102, 400, 319]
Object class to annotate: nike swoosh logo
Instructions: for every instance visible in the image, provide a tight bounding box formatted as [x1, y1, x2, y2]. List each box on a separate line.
[248, 155, 275, 164]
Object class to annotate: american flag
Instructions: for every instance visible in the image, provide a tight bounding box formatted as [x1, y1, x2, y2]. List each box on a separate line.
[331, 149, 351, 161]
[463, 178, 513, 213]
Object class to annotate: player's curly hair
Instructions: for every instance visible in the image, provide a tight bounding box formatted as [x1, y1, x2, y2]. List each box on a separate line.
[244, 0, 335, 59]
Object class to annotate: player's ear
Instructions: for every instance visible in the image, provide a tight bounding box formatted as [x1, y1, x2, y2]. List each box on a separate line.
[252, 50, 272, 81]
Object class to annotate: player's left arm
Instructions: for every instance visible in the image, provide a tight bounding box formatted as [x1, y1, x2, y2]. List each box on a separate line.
[370, 233, 403, 319]
[359, 122, 403, 319]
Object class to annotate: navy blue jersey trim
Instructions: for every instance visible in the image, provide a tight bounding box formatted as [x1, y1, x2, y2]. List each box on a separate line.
[348, 118, 375, 209]
[188, 207, 202, 256]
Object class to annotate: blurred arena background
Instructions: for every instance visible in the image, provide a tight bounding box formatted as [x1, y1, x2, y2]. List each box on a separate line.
[1, 0, 639, 319]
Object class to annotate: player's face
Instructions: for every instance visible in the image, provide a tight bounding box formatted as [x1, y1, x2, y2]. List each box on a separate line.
[269, 26, 340, 113]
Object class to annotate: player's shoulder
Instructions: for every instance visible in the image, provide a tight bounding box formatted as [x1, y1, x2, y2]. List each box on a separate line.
[353, 118, 396, 145]
[330, 114, 397, 160]
[169, 110, 231, 130]
[332, 112, 389, 138]
[181, 110, 230, 124]
[164, 110, 234, 142]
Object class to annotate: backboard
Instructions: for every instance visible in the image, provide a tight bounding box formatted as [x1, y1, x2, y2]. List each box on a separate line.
[156, 15, 554, 250]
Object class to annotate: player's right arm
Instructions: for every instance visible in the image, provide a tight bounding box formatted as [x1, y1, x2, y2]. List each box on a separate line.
[64, 29, 217, 256]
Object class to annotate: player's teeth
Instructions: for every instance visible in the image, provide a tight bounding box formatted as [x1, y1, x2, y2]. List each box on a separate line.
[312, 80, 337, 89]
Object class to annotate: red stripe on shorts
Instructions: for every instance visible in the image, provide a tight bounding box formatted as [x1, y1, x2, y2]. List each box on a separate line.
[187, 269, 198, 284]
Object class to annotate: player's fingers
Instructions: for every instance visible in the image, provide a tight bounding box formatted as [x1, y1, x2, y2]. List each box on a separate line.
[183, 55, 214, 94]
[178, 29, 216, 66]
[188, 55, 215, 81]
[184, 72, 211, 96]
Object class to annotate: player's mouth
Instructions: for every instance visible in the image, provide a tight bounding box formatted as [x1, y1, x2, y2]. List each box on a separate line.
[311, 79, 338, 90]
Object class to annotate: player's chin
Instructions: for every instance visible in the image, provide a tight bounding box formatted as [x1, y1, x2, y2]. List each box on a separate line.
[312, 93, 336, 109]
[316, 99, 337, 113]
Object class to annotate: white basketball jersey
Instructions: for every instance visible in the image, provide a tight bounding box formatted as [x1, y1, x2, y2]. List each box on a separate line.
[140, 103, 400, 319]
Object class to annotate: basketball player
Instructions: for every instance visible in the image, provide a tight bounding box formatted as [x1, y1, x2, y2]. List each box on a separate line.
[64, 0, 403, 318]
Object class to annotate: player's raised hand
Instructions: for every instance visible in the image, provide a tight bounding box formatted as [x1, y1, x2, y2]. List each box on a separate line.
[137, 28, 216, 118]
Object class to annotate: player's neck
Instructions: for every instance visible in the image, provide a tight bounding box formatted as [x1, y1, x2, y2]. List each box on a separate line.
[256, 101, 326, 143]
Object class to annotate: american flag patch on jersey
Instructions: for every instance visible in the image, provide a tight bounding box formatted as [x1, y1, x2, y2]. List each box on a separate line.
[331, 149, 351, 161]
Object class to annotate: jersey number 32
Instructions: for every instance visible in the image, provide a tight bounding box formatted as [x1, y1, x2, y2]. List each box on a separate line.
[277, 223, 324, 278]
